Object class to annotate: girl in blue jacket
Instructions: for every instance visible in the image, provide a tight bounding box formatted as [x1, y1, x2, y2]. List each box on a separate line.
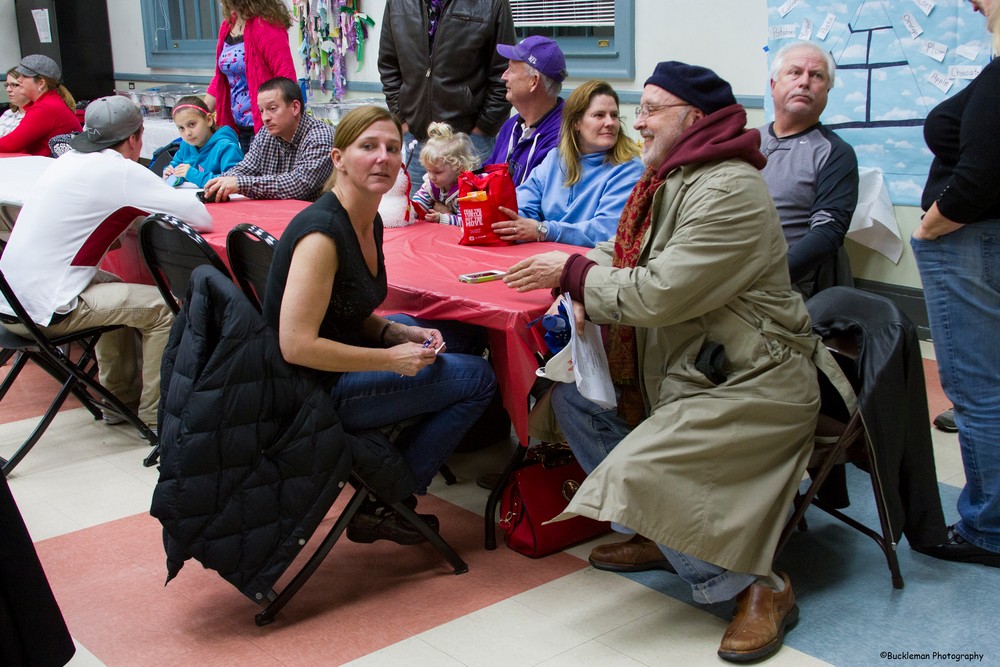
[163, 96, 243, 188]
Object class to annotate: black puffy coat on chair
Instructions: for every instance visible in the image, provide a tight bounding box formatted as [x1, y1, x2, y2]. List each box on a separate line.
[150, 266, 357, 602]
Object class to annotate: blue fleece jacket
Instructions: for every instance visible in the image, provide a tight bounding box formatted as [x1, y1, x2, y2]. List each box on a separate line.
[168, 125, 244, 188]
[516, 149, 645, 247]
[488, 98, 564, 187]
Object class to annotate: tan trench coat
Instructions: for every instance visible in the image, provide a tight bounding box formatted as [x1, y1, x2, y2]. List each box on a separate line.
[550, 157, 825, 576]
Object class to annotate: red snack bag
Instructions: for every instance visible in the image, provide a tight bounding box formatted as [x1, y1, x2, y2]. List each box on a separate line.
[457, 163, 518, 246]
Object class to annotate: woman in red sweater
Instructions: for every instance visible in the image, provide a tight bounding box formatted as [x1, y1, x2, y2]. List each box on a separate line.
[205, 0, 297, 153]
[0, 55, 80, 157]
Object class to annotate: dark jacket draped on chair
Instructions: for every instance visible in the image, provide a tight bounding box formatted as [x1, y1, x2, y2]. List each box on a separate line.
[150, 266, 413, 602]
[807, 286, 947, 548]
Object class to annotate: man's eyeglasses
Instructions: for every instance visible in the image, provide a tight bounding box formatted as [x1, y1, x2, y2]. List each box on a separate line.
[634, 102, 691, 119]
[761, 137, 790, 158]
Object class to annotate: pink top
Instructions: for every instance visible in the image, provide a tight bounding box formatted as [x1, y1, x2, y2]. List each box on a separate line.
[0, 90, 81, 157]
[207, 17, 296, 133]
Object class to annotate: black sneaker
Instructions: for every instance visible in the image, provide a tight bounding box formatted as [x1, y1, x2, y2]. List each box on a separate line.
[347, 505, 439, 545]
[913, 525, 1000, 567]
[933, 408, 958, 433]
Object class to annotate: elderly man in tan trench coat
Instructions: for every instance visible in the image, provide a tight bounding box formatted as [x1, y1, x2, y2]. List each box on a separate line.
[504, 61, 829, 663]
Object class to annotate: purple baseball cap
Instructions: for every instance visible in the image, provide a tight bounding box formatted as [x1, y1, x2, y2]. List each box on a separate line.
[497, 35, 567, 83]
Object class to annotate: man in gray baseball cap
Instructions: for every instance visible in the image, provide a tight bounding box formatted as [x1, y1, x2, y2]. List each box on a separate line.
[0, 94, 211, 434]
[70, 95, 145, 154]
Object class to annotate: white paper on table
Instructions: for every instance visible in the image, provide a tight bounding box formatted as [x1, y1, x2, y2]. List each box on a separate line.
[847, 167, 903, 263]
[534, 293, 617, 409]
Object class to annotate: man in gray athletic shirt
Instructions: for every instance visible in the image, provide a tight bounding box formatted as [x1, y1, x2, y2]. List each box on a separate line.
[760, 41, 859, 298]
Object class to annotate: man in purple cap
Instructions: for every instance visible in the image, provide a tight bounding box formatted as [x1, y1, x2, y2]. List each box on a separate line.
[504, 61, 828, 662]
[487, 35, 567, 186]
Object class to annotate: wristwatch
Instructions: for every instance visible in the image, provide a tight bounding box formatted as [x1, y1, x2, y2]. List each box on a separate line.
[536, 222, 548, 242]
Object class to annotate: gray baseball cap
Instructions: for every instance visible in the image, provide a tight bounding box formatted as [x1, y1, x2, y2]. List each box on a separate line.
[14, 54, 62, 81]
[70, 96, 144, 153]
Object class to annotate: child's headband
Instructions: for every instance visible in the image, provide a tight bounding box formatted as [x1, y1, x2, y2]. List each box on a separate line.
[172, 104, 210, 116]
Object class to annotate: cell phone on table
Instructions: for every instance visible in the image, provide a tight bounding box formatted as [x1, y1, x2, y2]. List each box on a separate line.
[458, 270, 506, 283]
[196, 190, 216, 203]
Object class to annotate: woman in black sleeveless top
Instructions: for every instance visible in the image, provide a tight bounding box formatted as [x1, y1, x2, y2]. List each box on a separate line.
[264, 106, 496, 545]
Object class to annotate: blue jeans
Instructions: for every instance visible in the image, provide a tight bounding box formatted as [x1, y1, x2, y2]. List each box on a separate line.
[912, 221, 1000, 552]
[549, 382, 756, 603]
[404, 131, 496, 198]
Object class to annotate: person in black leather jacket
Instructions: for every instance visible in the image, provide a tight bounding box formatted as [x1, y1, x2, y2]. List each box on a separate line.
[378, 0, 515, 194]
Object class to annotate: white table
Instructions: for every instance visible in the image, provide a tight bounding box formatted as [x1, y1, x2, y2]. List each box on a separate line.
[141, 118, 180, 161]
[0, 155, 54, 237]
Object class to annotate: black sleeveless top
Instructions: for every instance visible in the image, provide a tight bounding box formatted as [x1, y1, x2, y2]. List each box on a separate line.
[264, 192, 388, 348]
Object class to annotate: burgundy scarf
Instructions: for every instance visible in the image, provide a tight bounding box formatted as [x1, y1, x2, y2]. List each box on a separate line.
[605, 104, 764, 426]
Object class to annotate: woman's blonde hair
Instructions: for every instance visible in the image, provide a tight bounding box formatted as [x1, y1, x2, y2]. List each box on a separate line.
[558, 80, 639, 187]
[324, 105, 403, 190]
[221, 0, 292, 29]
[990, 5, 1000, 53]
[25, 72, 75, 111]
[418, 122, 481, 174]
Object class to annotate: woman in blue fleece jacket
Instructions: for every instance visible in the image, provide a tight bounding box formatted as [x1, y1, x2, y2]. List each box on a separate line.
[494, 80, 644, 247]
[163, 96, 244, 188]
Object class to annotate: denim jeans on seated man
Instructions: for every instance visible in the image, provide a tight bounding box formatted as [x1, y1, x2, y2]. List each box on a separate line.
[550, 381, 757, 604]
[404, 131, 496, 198]
[912, 219, 1000, 553]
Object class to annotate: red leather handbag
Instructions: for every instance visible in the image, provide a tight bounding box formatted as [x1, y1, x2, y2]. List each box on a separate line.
[498, 445, 611, 558]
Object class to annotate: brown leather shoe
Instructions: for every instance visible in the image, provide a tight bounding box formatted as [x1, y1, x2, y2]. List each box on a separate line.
[718, 572, 798, 663]
[588, 534, 675, 573]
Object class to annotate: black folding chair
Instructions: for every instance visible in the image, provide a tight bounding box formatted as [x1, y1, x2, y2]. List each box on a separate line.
[138, 213, 232, 314]
[0, 270, 157, 476]
[226, 223, 277, 312]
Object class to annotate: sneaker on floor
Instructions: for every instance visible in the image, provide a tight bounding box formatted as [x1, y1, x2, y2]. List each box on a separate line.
[102, 406, 127, 425]
[933, 408, 958, 433]
[347, 506, 440, 545]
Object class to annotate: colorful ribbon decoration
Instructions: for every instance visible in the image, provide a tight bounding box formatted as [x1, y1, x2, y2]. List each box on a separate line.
[292, 0, 374, 98]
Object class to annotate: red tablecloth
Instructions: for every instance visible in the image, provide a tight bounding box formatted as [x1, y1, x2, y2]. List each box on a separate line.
[104, 198, 576, 444]
[101, 198, 310, 285]
[380, 223, 573, 444]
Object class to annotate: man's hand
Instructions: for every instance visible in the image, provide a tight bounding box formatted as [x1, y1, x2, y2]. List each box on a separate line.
[914, 202, 964, 240]
[504, 251, 570, 292]
[494, 206, 541, 243]
[203, 176, 239, 203]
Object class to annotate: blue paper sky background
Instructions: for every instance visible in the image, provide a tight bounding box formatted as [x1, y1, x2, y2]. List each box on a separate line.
[766, 0, 993, 205]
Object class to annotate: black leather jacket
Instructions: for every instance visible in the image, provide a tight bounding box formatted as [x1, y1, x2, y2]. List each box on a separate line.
[378, 0, 514, 141]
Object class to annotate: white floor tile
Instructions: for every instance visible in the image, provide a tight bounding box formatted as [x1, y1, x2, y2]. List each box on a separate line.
[537, 640, 646, 667]
[344, 637, 465, 667]
[418, 598, 590, 667]
[514, 568, 672, 637]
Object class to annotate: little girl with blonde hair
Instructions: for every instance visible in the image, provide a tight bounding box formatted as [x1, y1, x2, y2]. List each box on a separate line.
[411, 122, 481, 225]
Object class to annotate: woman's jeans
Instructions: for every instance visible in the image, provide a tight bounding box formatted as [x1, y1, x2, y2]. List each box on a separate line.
[550, 382, 755, 604]
[912, 221, 1000, 552]
[329, 315, 496, 494]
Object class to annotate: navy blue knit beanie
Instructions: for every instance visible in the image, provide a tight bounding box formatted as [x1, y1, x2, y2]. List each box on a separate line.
[644, 61, 736, 115]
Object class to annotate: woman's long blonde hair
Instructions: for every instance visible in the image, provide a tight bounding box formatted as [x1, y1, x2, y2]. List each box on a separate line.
[323, 106, 403, 190]
[221, 0, 292, 28]
[557, 80, 639, 187]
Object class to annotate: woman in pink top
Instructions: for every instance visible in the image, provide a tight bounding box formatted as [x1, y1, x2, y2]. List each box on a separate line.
[205, 0, 296, 153]
[0, 55, 80, 157]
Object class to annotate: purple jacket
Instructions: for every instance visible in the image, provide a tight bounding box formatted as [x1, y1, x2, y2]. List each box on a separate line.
[487, 98, 563, 186]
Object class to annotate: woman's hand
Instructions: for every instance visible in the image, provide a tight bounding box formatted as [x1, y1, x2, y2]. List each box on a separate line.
[389, 341, 439, 376]
[385, 321, 446, 353]
[504, 251, 570, 292]
[914, 202, 964, 240]
[494, 207, 541, 243]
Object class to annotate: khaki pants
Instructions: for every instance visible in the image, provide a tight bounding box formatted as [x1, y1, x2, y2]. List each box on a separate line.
[4, 279, 173, 427]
